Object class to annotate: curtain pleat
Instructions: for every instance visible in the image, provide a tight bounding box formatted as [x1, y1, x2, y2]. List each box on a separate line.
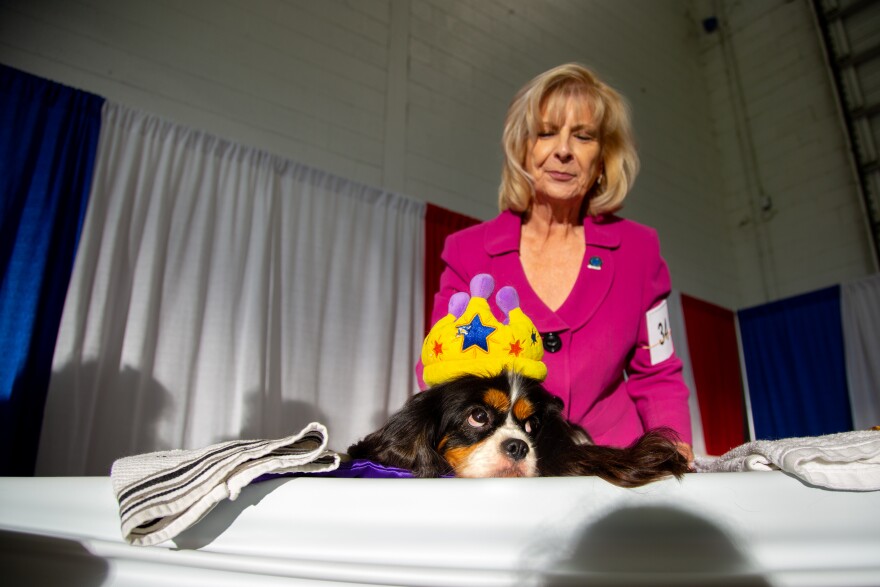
[424, 203, 478, 335]
[680, 294, 746, 455]
[0, 66, 103, 475]
[737, 286, 852, 440]
[841, 273, 880, 430]
[36, 102, 424, 475]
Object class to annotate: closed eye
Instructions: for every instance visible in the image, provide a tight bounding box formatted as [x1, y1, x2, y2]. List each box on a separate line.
[536, 124, 557, 138]
[467, 407, 490, 428]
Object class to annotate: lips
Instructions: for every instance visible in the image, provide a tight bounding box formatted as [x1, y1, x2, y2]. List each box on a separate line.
[547, 171, 574, 181]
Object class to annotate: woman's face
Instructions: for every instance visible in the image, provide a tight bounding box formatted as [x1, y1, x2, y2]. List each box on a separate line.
[524, 95, 602, 205]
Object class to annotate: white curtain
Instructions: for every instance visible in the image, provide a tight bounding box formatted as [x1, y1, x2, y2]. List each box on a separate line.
[841, 273, 880, 431]
[36, 102, 424, 476]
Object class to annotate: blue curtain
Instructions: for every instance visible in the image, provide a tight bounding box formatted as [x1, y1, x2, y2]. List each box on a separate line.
[0, 65, 104, 475]
[738, 286, 853, 440]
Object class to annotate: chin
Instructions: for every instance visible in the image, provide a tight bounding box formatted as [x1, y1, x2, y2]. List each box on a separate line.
[347, 370, 689, 488]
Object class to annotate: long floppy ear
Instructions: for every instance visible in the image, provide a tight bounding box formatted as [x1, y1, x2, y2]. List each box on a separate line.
[346, 389, 452, 478]
[532, 393, 594, 472]
[536, 399, 689, 487]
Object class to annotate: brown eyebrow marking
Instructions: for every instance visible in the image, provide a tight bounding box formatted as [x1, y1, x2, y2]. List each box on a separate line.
[483, 388, 511, 413]
[513, 397, 535, 421]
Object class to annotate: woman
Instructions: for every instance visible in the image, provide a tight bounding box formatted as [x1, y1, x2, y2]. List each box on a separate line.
[425, 63, 693, 459]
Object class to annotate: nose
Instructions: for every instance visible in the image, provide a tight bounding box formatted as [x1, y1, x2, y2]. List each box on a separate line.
[501, 438, 530, 461]
[551, 131, 573, 160]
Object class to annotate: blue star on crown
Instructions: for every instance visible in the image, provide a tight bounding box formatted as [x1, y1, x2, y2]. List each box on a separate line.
[457, 314, 496, 353]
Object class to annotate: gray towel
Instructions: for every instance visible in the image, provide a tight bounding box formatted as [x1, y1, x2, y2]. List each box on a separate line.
[694, 429, 880, 491]
[111, 422, 339, 546]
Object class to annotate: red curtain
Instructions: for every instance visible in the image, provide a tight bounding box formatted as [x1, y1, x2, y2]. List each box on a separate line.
[424, 204, 479, 335]
[681, 294, 747, 455]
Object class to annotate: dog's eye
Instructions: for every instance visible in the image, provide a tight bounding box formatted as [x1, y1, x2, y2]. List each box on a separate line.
[467, 408, 490, 428]
[524, 418, 539, 435]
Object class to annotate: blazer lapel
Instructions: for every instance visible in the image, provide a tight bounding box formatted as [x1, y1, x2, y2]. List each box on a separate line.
[556, 215, 621, 331]
[483, 211, 568, 331]
[483, 211, 621, 333]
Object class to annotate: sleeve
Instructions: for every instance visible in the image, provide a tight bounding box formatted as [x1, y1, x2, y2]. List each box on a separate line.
[624, 231, 693, 445]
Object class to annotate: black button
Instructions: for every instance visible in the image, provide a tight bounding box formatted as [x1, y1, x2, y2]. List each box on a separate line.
[542, 332, 562, 353]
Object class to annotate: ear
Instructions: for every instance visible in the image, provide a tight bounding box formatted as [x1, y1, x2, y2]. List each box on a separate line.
[534, 398, 593, 474]
[526, 380, 590, 445]
[538, 422, 690, 487]
[346, 388, 452, 478]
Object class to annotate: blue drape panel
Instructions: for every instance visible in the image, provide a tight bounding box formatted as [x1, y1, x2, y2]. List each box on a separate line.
[738, 286, 853, 440]
[0, 65, 103, 475]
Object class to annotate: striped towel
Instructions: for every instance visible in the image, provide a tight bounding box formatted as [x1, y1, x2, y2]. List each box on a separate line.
[693, 429, 880, 491]
[111, 422, 340, 546]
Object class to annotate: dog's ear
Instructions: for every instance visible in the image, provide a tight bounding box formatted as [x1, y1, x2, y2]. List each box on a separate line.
[569, 428, 690, 487]
[533, 394, 595, 473]
[526, 380, 592, 445]
[537, 413, 690, 487]
[347, 388, 452, 478]
[529, 385, 688, 486]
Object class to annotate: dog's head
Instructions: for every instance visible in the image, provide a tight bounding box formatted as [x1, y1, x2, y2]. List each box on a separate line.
[348, 370, 690, 486]
[349, 273, 689, 485]
[348, 371, 564, 478]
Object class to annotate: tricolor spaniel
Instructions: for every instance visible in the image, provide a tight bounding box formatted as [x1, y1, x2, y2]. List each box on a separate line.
[348, 370, 689, 487]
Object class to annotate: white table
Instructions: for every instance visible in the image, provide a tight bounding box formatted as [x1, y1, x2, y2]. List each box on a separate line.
[2, 473, 879, 586]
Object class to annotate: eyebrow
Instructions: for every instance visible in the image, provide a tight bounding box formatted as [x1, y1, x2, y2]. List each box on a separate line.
[537, 121, 598, 133]
[483, 388, 511, 412]
[512, 397, 535, 421]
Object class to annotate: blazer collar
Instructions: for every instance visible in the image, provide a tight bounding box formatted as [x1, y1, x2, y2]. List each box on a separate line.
[483, 209, 623, 333]
[485, 209, 622, 255]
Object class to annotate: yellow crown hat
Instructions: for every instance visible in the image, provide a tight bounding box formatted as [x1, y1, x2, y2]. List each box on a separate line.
[422, 274, 547, 387]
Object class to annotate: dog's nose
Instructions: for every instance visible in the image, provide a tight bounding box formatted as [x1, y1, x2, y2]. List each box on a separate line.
[502, 438, 529, 461]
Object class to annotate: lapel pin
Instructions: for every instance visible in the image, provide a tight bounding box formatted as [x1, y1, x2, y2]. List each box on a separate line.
[588, 256, 603, 270]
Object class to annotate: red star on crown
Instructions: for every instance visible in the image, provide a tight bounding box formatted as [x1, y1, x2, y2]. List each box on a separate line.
[508, 339, 523, 357]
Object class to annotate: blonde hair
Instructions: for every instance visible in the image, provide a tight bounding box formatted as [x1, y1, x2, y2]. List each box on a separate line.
[498, 63, 639, 216]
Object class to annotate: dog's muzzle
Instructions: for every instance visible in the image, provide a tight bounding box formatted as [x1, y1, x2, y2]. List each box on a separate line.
[502, 438, 529, 461]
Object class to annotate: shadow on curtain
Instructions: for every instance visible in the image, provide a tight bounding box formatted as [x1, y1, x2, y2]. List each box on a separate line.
[36, 103, 425, 476]
[738, 286, 852, 440]
[0, 66, 103, 475]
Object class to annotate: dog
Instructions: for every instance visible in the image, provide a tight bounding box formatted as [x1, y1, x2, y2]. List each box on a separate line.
[347, 370, 690, 487]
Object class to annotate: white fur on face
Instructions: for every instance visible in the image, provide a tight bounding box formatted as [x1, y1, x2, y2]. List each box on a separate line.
[453, 425, 537, 478]
[453, 372, 538, 478]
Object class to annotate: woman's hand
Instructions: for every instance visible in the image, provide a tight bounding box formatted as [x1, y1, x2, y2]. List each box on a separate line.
[675, 442, 695, 470]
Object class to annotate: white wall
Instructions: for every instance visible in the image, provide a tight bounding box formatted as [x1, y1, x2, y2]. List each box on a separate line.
[404, 0, 742, 309]
[694, 0, 876, 307]
[0, 0, 874, 309]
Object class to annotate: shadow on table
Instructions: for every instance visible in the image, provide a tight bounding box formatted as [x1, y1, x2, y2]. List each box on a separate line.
[540, 504, 771, 586]
[1, 529, 109, 586]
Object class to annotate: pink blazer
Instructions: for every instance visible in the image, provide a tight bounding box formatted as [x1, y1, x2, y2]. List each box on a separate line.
[425, 210, 692, 447]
